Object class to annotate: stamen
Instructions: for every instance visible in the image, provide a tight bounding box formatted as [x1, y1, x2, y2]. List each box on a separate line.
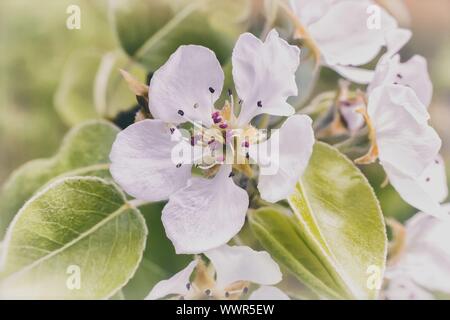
[257, 100, 262, 108]
[213, 117, 222, 124]
[186, 283, 191, 290]
[435, 159, 440, 164]
[219, 123, 228, 129]
[193, 103, 199, 109]
[179, 296, 185, 300]
[228, 89, 235, 114]
[397, 73, 403, 79]
[178, 109, 185, 116]
[426, 177, 431, 182]
[205, 289, 211, 296]
[225, 291, 230, 298]
[209, 87, 215, 94]
[228, 172, 235, 178]
[243, 287, 249, 294]
[169, 127, 175, 134]
[242, 141, 250, 148]
[176, 163, 182, 168]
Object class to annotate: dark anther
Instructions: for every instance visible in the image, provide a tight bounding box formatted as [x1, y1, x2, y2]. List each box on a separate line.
[397, 73, 403, 79]
[176, 163, 182, 168]
[225, 292, 230, 298]
[245, 152, 250, 159]
[228, 172, 235, 178]
[426, 177, 431, 182]
[179, 296, 185, 300]
[186, 283, 191, 290]
[170, 128, 175, 134]
[257, 100, 262, 107]
[209, 87, 215, 93]
[228, 88, 232, 96]
[238, 99, 243, 105]
[193, 103, 199, 109]
[393, 82, 398, 85]
[205, 289, 211, 296]
[178, 109, 185, 116]
[243, 287, 249, 294]
[435, 159, 440, 164]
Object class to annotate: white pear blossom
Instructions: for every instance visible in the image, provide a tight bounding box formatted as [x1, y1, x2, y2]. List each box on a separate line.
[146, 245, 289, 300]
[110, 30, 315, 254]
[368, 54, 433, 107]
[289, 0, 409, 83]
[356, 84, 446, 218]
[384, 206, 450, 299]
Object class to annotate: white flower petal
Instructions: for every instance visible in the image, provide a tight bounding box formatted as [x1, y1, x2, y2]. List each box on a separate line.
[290, 0, 333, 26]
[249, 286, 290, 300]
[233, 30, 300, 125]
[383, 28, 412, 60]
[149, 45, 224, 126]
[309, 1, 397, 67]
[204, 245, 282, 288]
[251, 115, 314, 203]
[384, 276, 434, 300]
[331, 65, 374, 84]
[382, 163, 448, 219]
[162, 166, 249, 254]
[368, 85, 441, 178]
[385, 208, 450, 298]
[110, 119, 191, 201]
[145, 260, 197, 300]
[418, 155, 448, 204]
[369, 54, 433, 107]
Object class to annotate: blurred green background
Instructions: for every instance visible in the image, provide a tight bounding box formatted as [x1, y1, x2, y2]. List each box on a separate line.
[0, 0, 449, 223]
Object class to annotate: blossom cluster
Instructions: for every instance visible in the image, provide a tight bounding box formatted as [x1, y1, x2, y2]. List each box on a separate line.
[109, 0, 448, 299]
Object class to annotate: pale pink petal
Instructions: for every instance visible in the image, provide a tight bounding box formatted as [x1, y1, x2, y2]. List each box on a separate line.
[204, 245, 282, 288]
[145, 260, 197, 300]
[250, 115, 314, 203]
[110, 119, 191, 201]
[162, 166, 249, 254]
[233, 30, 300, 125]
[149, 45, 224, 126]
[249, 286, 290, 300]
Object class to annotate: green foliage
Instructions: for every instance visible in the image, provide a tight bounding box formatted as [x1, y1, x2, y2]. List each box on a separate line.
[111, 0, 249, 70]
[0, 121, 119, 238]
[54, 50, 146, 126]
[0, 177, 146, 299]
[122, 202, 191, 300]
[249, 142, 387, 299]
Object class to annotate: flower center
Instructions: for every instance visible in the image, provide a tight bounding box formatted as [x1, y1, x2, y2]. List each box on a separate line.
[179, 260, 250, 300]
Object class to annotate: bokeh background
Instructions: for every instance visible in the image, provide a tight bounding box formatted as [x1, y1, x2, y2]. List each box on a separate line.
[0, 0, 449, 223]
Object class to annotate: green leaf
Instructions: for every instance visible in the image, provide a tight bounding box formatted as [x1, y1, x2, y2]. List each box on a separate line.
[249, 142, 386, 299]
[0, 177, 147, 299]
[0, 120, 119, 238]
[54, 50, 145, 126]
[111, 0, 248, 70]
[53, 50, 101, 125]
[122, 202, 191, 299]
